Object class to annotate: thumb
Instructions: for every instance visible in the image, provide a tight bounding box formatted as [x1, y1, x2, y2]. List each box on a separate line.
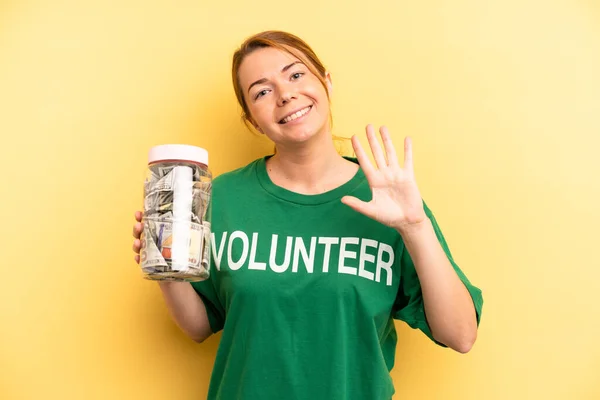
[341, 196, 373, 218]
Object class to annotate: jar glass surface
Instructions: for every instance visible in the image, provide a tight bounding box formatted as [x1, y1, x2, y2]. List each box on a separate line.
[140, 160, 212, 282]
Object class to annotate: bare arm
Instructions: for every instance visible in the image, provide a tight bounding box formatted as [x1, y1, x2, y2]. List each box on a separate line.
[399, 218, 478, 353]
[157, 282, 213, 343]
[342, 127, 478, 353]
[133, 211, 212, 343]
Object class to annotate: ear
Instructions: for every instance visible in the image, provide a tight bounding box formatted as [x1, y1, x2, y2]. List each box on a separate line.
[324, 71, 333, 95]
[245, 114, 263, 133]
[251, 119, 263, 133]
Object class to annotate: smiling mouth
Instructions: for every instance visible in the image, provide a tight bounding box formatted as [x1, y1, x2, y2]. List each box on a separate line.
[278, 106, 312, 124]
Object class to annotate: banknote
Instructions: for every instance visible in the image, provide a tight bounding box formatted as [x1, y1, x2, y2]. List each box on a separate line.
[141, 217, 206, 272]
[142, 161, 212, 280]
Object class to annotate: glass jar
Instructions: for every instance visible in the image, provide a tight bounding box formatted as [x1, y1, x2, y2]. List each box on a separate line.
[140, 144, 212, 282]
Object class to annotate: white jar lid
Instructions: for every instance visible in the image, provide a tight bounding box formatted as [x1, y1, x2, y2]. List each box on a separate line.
[148, 144, 208, 166]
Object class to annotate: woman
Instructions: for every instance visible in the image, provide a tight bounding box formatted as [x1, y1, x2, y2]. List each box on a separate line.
[132, 30, 483, 400]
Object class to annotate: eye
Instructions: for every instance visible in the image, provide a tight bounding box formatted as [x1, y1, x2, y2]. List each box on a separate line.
[254, 89, 270, 100]
[291, 72, 304, 80]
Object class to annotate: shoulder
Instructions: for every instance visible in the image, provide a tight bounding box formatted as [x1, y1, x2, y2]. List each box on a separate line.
[212, 157, 265, 190]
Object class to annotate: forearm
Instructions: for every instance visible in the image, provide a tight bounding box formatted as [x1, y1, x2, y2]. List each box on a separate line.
[399, 218, 477, 353]
[158, 282, 213, 343]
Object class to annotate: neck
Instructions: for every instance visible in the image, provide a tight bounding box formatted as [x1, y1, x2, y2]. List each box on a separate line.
[266, 130, 357, 195]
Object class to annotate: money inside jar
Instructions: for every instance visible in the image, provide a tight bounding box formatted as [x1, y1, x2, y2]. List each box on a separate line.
[140, 145, 212, 282]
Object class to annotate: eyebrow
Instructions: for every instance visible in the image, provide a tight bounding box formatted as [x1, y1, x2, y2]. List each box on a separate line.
[247, 61, 303, 95]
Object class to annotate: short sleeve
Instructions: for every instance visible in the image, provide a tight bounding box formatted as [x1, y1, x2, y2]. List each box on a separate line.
[393, 201, 484, 346]
[191, 270, 226, 333]
[190, 199, 226, 333]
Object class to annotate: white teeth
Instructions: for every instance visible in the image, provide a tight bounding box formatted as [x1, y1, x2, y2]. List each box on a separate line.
[281, 106, 311, 124]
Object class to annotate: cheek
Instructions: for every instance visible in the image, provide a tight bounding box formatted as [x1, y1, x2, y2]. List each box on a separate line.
[308, 89, 329, 115]
[247, 102, 268, 123]
[305, 82, 329, 105]
[257, 108, 274, 126]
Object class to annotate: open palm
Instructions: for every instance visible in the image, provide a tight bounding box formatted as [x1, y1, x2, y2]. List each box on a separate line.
[341, 125, 426, 232]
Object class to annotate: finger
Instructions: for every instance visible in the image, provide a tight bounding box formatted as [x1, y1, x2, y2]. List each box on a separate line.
[351, 134, 376, 178]
[404, 136, 414, 174]
[135, 211, 143, 222]
[135, 254, 140, 264]
[133, 222, 143, 239]
[341, 196, 376, 220]
[133, 239, 141, 253]
[380, 126, 399, 168]
[366, 124, 387, 168]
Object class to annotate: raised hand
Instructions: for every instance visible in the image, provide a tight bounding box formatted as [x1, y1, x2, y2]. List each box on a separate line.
[341, 124, 426, 233]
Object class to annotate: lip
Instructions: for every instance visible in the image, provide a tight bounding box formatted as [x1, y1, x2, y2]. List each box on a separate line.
[278, 105, 313, 124]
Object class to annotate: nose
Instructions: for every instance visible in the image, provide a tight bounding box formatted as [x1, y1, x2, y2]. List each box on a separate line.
[276, 85, 297, 107]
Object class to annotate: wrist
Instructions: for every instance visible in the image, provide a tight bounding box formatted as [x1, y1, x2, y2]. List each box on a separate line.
[158, 280, 189, 290]
[395, 216, 431, 238]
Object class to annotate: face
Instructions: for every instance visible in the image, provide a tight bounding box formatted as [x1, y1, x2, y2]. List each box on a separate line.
[237, 46, 332, 146]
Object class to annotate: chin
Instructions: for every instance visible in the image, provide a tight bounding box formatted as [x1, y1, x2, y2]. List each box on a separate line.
[278, 122, 328, 144]
[287, 128, 317, 141]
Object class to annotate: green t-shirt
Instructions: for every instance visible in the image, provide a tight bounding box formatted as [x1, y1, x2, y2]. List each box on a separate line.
[192, 156, 483, 400]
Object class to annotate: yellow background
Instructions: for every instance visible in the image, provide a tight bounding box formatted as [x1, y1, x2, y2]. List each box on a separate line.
[2, 0, 599, 399]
